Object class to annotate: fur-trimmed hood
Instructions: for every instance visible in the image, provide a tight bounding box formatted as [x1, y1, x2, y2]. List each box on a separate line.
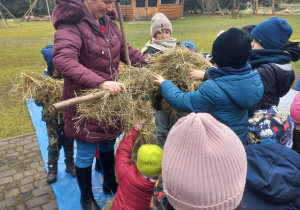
[52, 0, 118, 30]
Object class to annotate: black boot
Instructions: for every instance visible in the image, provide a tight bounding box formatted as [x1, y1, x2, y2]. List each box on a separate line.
[95, 158, 102, 173]
[99, 150, 118, 194]
[47, 162, 57, 183]
[76, 166, 101, 210]
[65, 159, 76, 177]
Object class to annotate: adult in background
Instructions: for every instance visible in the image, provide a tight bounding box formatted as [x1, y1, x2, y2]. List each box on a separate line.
[52, 0, 147, 209]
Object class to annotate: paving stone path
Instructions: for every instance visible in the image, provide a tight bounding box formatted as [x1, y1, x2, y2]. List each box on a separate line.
[0, 133, 58, 210]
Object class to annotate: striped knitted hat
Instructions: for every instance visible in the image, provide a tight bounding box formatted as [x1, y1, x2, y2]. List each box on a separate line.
[162, 113, 247, 210]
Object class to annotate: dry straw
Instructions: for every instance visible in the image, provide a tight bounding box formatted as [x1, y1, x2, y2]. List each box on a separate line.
[11, 48, 208, 163]
[101, 197, 114, 210]
[75, 47, 208, 162]
[11, 71, 63, 119]
[149, 47, 208, 120]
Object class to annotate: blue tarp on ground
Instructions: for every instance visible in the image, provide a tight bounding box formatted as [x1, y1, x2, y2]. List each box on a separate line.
[26, 99, 115, 209]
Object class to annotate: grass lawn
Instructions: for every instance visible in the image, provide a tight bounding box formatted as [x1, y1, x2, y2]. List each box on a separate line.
[0, 14, 299, 139]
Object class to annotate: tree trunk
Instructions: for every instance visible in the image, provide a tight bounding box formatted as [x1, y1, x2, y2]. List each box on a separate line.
[272, 0, 275, 15]
[256, 0, 258, 14]
[233, 0, 236, 8]
[217, 0, 225, 16]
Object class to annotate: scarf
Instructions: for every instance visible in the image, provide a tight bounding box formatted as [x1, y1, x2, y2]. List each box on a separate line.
[140, 173, 158, 183]
[249, 49, 291, 67]
[149, 38, 177, 51]
[207, 63, 252, 79]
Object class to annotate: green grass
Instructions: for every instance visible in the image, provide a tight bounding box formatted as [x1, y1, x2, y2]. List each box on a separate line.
[0, 14, 299, 139]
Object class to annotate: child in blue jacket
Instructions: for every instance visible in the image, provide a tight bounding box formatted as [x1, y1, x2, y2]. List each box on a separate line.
[153, 28, 264, 145]
[40, 45, 76, 183]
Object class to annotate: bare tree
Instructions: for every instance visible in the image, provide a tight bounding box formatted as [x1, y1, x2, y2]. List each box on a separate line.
[202, 0, 219, 16]
[252, 0, 258, 14]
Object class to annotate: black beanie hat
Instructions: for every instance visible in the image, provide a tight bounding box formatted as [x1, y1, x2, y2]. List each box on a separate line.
[241, 25, 256, 35]
[212, 28, 252, 69]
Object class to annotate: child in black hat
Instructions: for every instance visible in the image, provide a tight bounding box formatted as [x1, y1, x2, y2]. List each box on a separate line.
[153, 28, 264, 145]
[40, 45, 76, 183]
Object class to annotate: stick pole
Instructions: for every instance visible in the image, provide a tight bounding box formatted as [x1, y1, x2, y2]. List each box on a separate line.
[115, 3, 131, 66]
[52, 90, 107, 111]
[45, 0, 52, 22]
[0, 2, 22, 26]
[0, 9, 8, 29]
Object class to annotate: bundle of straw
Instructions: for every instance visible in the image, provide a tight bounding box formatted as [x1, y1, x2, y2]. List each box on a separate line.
[149, 47, 208, 120]
[11, 71, 63, 117]
[75, 47, 209, 162]
[75, 67, 157, 163]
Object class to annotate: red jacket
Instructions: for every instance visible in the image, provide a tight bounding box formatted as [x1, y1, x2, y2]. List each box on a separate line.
[52, 0, 146, 143]
[112, 129, 156, 210]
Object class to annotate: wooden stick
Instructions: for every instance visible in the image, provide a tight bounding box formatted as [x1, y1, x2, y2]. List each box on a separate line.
[115, 2, 131, 66]
[52, 90, 107, 111]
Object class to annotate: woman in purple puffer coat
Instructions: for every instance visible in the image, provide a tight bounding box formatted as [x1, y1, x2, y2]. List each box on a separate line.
[52, 0, 147, 209]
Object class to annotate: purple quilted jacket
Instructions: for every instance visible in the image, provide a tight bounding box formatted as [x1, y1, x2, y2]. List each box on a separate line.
[52, 0, 147, 143]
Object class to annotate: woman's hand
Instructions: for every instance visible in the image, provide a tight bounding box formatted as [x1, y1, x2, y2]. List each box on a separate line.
[133, 119, 147, 132]
[99, 81, 126, 95]
[189, 69, 205, 81]
[153, 75, 166, 85]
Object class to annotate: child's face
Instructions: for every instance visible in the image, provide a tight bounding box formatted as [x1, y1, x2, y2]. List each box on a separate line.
[251, 39, 265, 50]
[154, 29, 171, 41]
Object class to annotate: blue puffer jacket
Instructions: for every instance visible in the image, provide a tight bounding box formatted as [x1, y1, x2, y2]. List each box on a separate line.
[242, 144, 300, 209]
[159, 70, 263, 145]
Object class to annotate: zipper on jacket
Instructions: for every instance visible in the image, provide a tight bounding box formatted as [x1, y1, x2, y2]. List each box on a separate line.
[106, 38, 113, 80]
[103, 15, 113, 81]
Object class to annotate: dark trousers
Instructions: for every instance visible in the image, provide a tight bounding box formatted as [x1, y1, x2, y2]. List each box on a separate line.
[45, 115, 74, 164]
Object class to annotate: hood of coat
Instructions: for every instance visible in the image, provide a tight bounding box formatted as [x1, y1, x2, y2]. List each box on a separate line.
[214, 70, 264, 109]
[53, 0, 85, 29]
[244, 144, 300, 205]
[52, 0, 118, 30]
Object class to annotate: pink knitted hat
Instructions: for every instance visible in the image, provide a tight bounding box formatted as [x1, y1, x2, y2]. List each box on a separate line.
[162, 113, 247, 210]
[290, 91, 300, 123]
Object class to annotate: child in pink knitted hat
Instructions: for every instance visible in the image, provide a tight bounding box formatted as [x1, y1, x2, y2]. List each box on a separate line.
[291, 91, 300, 153]
[149, 112, 247, 210]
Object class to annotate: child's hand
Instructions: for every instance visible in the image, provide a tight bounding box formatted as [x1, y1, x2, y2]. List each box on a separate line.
[52, 69, 61, 77]
[153, 75, 165, 85]
[189, 69, 205, 81]
[197, 54, 213, 68]
[118, 63, 127, 75]
[133, 119, 147, 132]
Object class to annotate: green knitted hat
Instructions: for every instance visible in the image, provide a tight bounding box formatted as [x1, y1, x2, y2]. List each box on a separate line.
[137, 144, 163, 177]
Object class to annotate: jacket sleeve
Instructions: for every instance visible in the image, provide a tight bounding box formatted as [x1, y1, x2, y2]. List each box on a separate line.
[255, 66, 276, 93]
[120, 42, 147, 66]
[159, 80, 214, 113]
[53, 24, 106, 89]
[115, 129, 139, 181]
